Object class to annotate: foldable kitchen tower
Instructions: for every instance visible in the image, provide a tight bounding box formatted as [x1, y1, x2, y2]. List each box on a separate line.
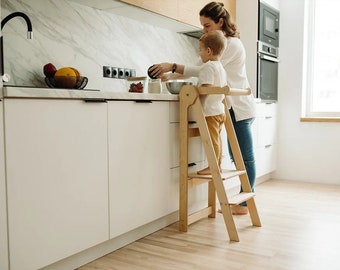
[179, 85, 262, 242]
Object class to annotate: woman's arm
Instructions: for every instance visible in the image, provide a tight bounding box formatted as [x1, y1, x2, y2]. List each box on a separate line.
[149, 62, 185, 77]
[150, 62, 201, 81]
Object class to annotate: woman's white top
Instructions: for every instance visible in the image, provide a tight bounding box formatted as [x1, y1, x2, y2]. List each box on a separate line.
[184, 37, 256, 121]
[198, 60, 227, 117]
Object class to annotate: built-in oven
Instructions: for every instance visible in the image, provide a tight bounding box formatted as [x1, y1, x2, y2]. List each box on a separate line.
[257, 41, 279, 101]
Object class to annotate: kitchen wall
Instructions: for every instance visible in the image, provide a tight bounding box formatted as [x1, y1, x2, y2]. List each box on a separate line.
[1, 0, 199, 91]
[275, 0, 340, 185]
[262, 0, 279, 10]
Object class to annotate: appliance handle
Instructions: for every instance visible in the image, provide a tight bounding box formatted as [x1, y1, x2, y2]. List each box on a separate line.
[260, 54, 280, 63]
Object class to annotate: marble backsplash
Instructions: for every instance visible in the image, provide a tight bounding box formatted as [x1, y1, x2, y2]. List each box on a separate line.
[1, 0, 199, 91]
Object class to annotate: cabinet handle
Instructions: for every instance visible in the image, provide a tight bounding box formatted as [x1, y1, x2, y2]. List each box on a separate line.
[188, 162, 196, 167]
[134, 100, 152, 103]
[265, 144, 272, 148]
[84, 99, 107, 103]
[265, 116, 272, 119]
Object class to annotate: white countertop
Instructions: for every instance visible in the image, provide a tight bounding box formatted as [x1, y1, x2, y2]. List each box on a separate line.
[1, 86, 269, 104]
[1, 86, 179, 101]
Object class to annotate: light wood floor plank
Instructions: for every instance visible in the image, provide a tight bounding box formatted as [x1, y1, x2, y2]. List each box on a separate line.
[77, 180, 340, 270]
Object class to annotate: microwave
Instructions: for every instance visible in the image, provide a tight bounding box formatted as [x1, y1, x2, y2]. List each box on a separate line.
[258, 1, 280, 47]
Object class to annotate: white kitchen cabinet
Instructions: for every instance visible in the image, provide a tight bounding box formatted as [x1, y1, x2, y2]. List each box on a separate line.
[253, 102, 277, 177]
[170, 123, 205, 168]
[108, 100, 171, 238]
[169, 160, 210, 215]
[4, 98, 109, 270]
[169, 102, 205, 168]
[0, 99, 9, 270]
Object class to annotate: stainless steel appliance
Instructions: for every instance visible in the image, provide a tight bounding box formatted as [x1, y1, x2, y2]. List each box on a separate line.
[257, 2, 280, 102]
[258, 2, 279, 47]
[257, 41, 279, 101]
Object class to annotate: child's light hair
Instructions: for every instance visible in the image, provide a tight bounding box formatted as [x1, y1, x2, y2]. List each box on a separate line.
[199, 30, 225, 56]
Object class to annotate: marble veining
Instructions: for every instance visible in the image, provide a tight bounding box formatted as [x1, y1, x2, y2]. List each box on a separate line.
[1, 0, 199, 91]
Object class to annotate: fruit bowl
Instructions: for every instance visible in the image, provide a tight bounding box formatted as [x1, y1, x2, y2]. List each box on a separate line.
[45, 76, 88, 89]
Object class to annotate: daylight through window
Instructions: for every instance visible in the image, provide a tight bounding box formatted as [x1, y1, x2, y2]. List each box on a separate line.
[306, 0, 340, 117]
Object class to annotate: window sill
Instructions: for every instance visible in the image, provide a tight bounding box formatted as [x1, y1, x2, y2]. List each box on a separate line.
[300, 117, 340, 123]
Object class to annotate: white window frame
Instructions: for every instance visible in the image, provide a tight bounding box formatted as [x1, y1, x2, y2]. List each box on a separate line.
[304, 0, 340, 118]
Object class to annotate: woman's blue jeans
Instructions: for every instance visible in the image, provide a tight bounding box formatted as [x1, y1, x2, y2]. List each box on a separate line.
[228, 108, 256, 205]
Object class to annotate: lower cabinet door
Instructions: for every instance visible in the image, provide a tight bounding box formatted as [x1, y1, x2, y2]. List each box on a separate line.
[169, 123, 205, 168]
[0, 100, 9, 270]
[4, 99, 109, 270]
[108, 101, 170, 238]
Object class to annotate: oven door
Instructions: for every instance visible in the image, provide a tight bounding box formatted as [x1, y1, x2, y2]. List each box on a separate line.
[257, 53, 279, 101]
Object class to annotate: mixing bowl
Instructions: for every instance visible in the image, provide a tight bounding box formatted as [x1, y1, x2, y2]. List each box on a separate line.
[165, 80, 193, 94]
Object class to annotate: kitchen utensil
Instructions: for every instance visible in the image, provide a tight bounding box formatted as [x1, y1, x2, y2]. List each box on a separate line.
[147, 65, 157, 79]
[148, 78, 162, 93]
[165, 80, 193, 94]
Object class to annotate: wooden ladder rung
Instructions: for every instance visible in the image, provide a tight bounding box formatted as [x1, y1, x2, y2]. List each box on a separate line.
[187, 178, 211, 187]
[188, 127, 200, 137]
[188, 169, 246, 182]
[188, 206, 213, 225]
[228, 192, 255, 205]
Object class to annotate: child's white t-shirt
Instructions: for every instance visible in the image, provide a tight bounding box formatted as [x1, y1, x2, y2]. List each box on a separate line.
[198, 60, 227, 117]
[184, 37, 256, 122]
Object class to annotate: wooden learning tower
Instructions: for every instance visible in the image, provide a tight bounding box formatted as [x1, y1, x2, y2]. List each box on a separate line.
[179, 84, 262, 242]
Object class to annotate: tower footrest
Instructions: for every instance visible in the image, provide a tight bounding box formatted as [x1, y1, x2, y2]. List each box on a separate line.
[188, 170, 246, 182]
[228, 192, 255, 205]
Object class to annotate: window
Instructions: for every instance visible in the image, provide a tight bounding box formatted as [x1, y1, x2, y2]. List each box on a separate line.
[304, 0, 340, 118]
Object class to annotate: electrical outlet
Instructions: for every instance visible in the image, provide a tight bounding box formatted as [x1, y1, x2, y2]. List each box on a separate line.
[130, 69, 136, 77]
[103, 66, 134, 79]
[103, 66, 112, 78]
[118, 68, 125, 79]
[124, 68, 131, 78]
[112, 67, 118, 78]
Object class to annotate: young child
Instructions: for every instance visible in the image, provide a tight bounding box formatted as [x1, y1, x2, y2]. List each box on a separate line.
[197, 30, 227, 175]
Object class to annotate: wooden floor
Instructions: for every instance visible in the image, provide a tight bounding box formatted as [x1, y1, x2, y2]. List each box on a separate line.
[77, 180, 340, 270]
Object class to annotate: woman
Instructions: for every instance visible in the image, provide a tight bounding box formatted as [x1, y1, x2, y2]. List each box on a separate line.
[151, 2, 256, 215]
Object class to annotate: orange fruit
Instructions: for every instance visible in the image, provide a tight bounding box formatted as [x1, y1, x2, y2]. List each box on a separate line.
[69, 67, 81, 79]
[54, 67, 78, 88]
